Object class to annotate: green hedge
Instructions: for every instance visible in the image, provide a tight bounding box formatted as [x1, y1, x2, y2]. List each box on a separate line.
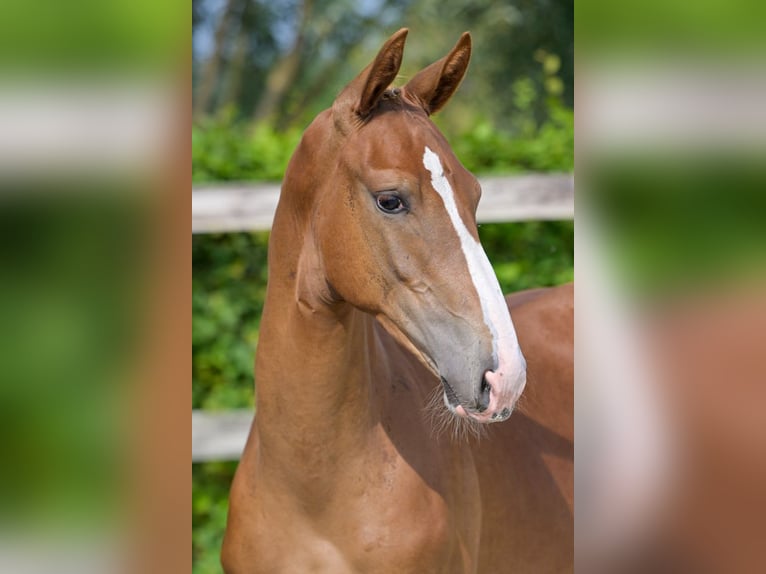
[450, 102, 574, 174]
[192, 102, 574, 184]
[193, 113, 302, 183]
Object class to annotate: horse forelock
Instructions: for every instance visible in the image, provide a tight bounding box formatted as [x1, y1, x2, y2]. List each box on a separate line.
[332, 86, 429, 137]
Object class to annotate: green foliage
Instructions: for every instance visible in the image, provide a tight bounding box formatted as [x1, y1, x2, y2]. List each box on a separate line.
[591, 155, 766, 299]
[193, 461, 238, 574]
[192, 99, 573, 184]
[193, 111, 302, 182]
[1, 0, 183, 72]
[193, 232, 270, 410]
[447, 83, 574, 174]
[577, 0, 766, 56]
[0, 193, 141, 534]
[449, 106, 573, 174]
[479, 221, 575, 293]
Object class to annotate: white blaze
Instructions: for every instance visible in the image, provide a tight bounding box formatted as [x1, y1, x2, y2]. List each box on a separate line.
[423, 146, 523, 379]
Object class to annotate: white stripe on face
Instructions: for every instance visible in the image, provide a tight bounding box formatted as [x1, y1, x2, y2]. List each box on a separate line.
[423, 146, 523, 381]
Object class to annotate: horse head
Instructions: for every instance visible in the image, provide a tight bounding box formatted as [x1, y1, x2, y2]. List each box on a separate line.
[282, 29, 526, 424]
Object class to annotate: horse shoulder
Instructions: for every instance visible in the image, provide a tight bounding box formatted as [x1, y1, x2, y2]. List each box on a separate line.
[505, 282, 573, 437]
[472, 284, 574, 572]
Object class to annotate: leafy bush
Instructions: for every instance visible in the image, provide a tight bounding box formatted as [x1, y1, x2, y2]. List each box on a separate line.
[193, 462, 237, 574]
[192, 90, 574, 185]
[447, 78, 574, 174]
[192, 232, 269, 410]
[193, 110, 302, 183]
[481, 221, 575, 293]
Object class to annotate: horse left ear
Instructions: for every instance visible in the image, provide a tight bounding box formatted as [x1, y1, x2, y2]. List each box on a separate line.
[404, 32, 472, 116]
[334, 28, 408, 123]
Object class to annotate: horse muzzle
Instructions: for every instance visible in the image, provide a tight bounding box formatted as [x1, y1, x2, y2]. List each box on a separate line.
[441, 347, 527, 424]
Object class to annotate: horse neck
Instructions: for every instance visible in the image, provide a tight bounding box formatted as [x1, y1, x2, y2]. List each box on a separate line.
[252, 145, 381, 482]
[255, 291, 379, 444]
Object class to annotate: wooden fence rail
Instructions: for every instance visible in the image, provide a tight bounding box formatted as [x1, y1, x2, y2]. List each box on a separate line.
[193, 409, 253, 462]
[192, 173, 574, 462]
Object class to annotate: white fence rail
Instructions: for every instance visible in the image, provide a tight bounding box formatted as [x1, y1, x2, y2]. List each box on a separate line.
[192, 173, 574, 462]
[193, 409, 253, 462]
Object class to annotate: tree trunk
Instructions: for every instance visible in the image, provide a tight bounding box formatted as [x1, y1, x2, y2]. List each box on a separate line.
[194, 0, 242, 118]
[251, 0, 314, 124]
[220, 3, 251, 111]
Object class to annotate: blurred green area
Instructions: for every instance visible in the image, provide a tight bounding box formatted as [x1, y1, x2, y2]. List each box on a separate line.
[192, 118, 303, 183]
[0, 0, 185, 73]
[588, 155, 766, 300]
[0, 189, 147, 534]
[577, 0, 766, 55]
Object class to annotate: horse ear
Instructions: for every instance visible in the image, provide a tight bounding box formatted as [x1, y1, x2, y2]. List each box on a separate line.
[334, 28, 408, 121]
[404, 32, 471, 116]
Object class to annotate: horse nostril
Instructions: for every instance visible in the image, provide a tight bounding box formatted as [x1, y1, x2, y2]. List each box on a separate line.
[477, 375, 491, 412]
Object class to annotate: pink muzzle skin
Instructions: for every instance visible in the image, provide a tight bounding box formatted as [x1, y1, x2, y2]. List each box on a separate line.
[452, 352, 527, 423]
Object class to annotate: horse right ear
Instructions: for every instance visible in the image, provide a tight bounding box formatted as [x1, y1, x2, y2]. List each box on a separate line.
[333, 28, 408, 126]
[404, 32, 471, 116]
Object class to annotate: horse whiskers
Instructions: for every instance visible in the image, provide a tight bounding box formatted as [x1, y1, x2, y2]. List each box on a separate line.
[423, 385, 487, 443]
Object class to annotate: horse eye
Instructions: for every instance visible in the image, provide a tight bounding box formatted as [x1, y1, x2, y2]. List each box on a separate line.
[376, 194, 406, 214]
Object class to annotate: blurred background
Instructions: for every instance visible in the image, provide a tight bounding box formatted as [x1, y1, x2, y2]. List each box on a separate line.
[0, 1, 186, 573]
[577, 1, 766, 572]
[192, 0, 573, 572]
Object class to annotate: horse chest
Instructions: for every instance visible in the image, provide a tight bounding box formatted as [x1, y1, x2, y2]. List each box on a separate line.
[236, 434, 481, 574]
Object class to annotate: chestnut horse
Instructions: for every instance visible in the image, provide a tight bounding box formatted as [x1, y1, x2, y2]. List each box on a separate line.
[222, 29, 573, 573]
